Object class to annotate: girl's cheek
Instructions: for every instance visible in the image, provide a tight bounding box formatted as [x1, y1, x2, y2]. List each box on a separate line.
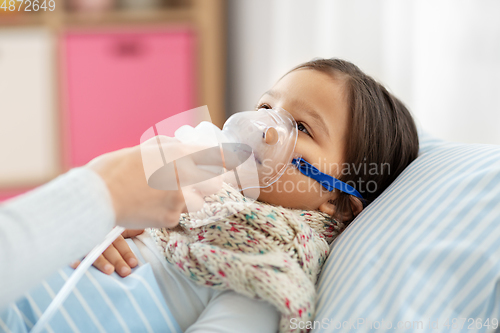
[293, 140, 320, 167]
[262, 168, 321, 195]
[293, 140, 306, 158]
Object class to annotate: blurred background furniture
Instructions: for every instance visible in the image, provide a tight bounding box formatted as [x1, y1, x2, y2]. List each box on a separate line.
[0, 0, 226, 201]
[3, 0, 500, 202]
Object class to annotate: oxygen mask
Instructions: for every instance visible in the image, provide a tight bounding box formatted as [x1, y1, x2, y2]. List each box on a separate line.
[173, 107, 300, 193]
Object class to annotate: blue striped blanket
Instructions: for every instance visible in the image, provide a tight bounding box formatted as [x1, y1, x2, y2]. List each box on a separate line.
[0, 241, 181, 333]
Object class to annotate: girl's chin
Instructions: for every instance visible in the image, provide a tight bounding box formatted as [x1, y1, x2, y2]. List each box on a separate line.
[256, 188, 311, 210]
[255, 176, 329, 210]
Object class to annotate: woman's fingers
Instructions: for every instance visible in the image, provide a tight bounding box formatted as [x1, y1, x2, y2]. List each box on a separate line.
[112, 236, 138, 268]
[93, 255, 115, 275]
[102, 242, 132, 277]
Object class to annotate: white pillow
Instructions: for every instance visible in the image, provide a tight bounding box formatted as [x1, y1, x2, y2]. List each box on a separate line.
[312, 132, 500, 332]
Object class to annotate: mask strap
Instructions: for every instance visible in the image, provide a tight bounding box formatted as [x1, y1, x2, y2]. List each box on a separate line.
[292, 158, 365, 203]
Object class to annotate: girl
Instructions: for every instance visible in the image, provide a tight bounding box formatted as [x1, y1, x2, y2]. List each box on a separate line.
[6, 58, 419, 333]
[93, 58, 419, 332]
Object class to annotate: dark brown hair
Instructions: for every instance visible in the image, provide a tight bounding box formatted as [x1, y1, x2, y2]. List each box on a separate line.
[290, 58, 419, 224]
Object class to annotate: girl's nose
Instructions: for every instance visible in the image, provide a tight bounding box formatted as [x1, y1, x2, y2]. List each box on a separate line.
[264, 127, 279, 145]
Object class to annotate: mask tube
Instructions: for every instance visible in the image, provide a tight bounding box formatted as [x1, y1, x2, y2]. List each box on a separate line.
[32, 109, 300, 330]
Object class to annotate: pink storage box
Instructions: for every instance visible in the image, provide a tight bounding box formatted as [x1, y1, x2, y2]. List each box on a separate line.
[0, 188, 30, 203]
[62, 27, 196, 167]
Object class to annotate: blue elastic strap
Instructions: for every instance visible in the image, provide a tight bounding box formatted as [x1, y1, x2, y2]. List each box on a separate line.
[292, 157, 365, 201]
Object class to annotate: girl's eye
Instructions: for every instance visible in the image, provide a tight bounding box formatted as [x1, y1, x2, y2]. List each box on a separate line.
[257, 103, 312, 137]
[256, 103, 271, 110]
[297, 122, 311, 136]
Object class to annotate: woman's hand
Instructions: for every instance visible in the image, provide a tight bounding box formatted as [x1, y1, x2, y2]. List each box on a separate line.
[87, 136, 228, 229]
[71, 229, 144, 277]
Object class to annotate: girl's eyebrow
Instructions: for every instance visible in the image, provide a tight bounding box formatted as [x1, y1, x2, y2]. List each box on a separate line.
[263, 90, 278, 98]
[263, 90, 330, 139]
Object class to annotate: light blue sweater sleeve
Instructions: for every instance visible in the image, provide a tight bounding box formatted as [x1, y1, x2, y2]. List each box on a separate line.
[0, 168, 115, 310]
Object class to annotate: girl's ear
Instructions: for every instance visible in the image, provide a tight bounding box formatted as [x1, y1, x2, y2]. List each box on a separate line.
[349, 196, 364, 218]
[318, 195, 364, 221]
[318, 199, 335, 216]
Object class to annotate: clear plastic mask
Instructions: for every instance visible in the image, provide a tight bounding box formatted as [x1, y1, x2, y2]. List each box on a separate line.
[220, 107, 300, 189]
[148, 107, 300, 199]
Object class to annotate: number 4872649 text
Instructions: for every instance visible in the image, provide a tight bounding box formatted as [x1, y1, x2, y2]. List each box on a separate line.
[1, 0, 55, 11]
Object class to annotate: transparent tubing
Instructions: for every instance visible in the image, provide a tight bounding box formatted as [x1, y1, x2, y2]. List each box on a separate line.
[30, 226, 125, 333]
[32, 109, 300, 331]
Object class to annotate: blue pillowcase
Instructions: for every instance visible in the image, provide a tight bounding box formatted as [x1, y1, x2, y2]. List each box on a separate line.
[313, 132, 500, 332]
[0, 263, 181, 333]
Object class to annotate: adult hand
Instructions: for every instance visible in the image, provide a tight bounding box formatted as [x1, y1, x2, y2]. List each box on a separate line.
[86, 136, 228, 229]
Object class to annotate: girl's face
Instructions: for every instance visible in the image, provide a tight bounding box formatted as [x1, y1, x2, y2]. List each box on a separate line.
[256, 69, 350, 215]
